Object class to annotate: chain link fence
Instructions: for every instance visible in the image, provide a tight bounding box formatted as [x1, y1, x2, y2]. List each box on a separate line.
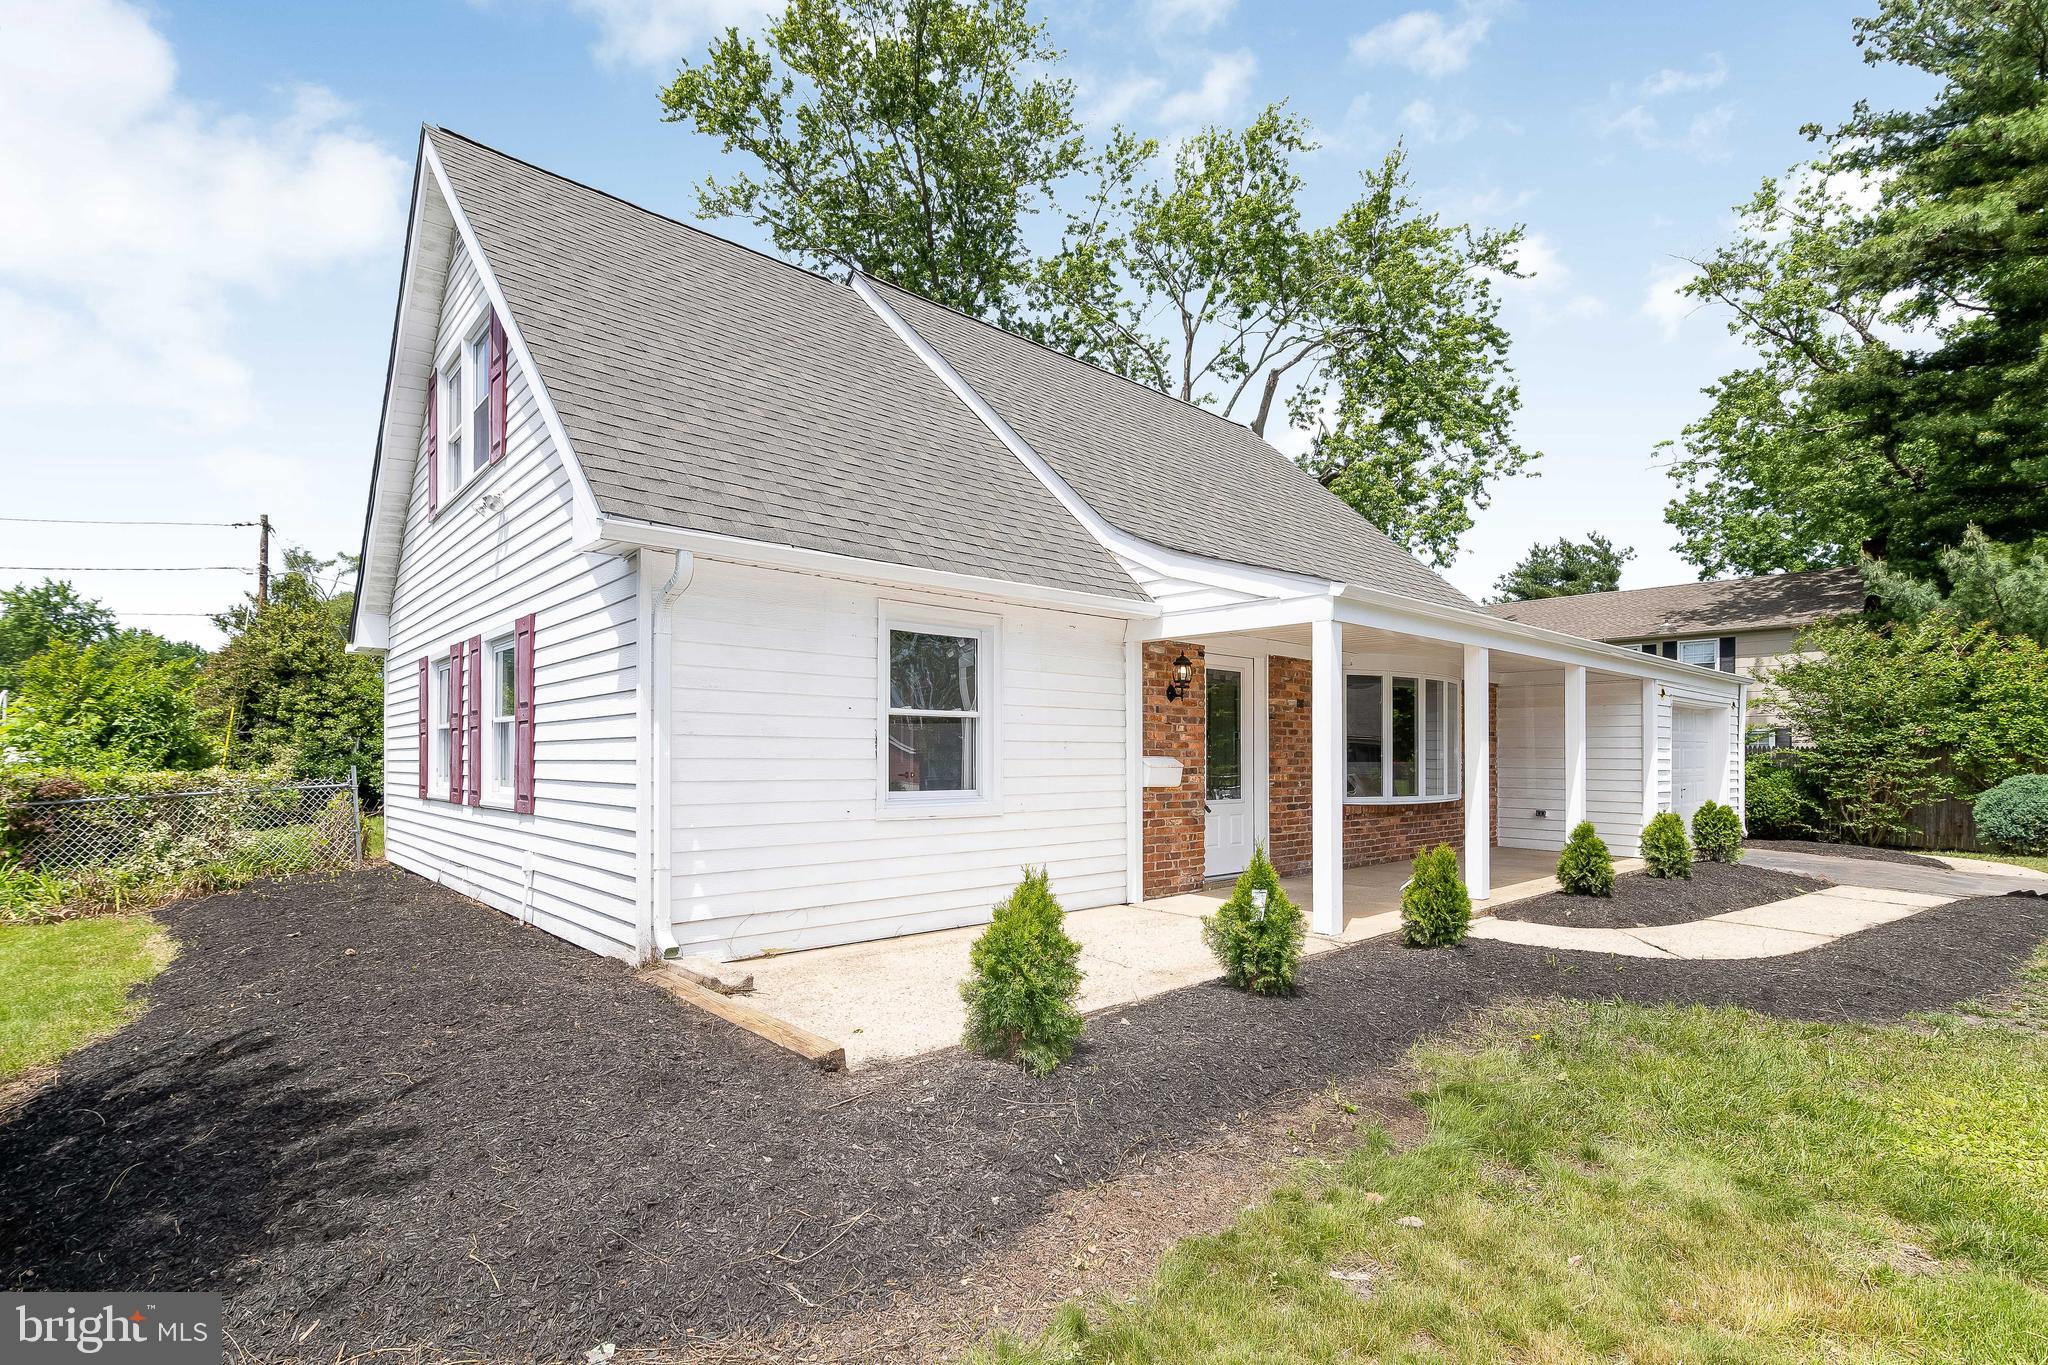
[10, 775, 362, 896]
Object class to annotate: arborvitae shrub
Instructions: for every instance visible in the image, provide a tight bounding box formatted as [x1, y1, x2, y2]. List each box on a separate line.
[1556, 821, 1615, 896]
[1201, 843, 1305, 995]
[1641, 811, 1694, 879]
[1401, 843, 1471, 947]
[1976, 774, 2048, 856]
[1692, 800, 1742, 863]
[960, 867, 1083, 1075]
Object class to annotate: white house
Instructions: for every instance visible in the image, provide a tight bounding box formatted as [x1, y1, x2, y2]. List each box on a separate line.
[349, 129, 1747, 965]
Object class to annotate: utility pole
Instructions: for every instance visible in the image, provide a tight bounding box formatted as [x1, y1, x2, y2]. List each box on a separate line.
[257, 513, 271, 606]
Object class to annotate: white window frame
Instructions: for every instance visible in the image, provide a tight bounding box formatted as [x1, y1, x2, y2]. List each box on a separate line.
[485, 632, 517, 805]
[1344, 669, 1462, 806]
[876, 602, 999, 817]
[1676, 638, 1719, 669]
[431, 657, 452, 793]
[435, 303, 495, 506]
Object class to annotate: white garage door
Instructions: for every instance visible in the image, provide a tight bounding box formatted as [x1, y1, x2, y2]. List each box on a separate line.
[1673, 705, 1720, 824]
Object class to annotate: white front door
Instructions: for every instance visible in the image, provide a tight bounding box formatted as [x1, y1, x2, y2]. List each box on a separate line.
[1204, 656, 1254, 878]
[1673, 704, 1719, 824]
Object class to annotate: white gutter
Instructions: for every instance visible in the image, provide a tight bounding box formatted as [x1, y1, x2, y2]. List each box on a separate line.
[637, 547, 695, 962]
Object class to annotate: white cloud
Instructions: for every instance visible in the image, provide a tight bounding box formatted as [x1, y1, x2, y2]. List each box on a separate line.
[1400, 98, 1477, 144]
[1495, 231, 1608, 322]
[1641, 259, 1703, 340]
[1602, 101, 1735, 161]
[1146, 0, 1235, 35]
[1640, 53, 1727, 98]
[1081, 71, 1167, 127]
[1157, 49, 1258, 128]
[0, 0, 405, 431]
[1350, 2, 1500, 78]
[556, 0, 776, 68]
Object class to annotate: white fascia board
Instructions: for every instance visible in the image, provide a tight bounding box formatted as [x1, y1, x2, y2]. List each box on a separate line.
[1131, 592, 1333, 642]
[851, 274, 1320, 605]
[591, 515, 1161, 620]
[1333, 585, 1751, 690]
[420, 135, 606, 548]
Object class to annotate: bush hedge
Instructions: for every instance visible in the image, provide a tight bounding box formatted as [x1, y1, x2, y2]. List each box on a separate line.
[1975, 774, 2048, 856]
[1201, 844, 1305, 995]
[960, 867, 1084, 1075]
[1642, 812, 1694, 879]
[1744, 753, 1817, 839]
[1692, 801, 1743, 863]
[1401, 844, 1471, 948]
[1556, 821, 1615, 896]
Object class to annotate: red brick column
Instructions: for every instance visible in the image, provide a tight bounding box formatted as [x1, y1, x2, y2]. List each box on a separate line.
[1265, 661, 1500, 875]
[1141, 641, 1206, 897]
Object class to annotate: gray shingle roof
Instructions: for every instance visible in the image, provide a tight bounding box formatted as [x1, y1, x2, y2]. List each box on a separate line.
[427, 129, 1144, 602]
[869, 279, 1476, 610]
[1485, 567, 1868, 639]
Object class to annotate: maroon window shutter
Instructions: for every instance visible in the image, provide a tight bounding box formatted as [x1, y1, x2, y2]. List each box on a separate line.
[426, 372, 440, 516]
[447, 640, 464, 800]
[488, 311, 509, 465]
[416, 656, 430, 800]
[466, 635, 484, 806]
[513, 612, 537, 813]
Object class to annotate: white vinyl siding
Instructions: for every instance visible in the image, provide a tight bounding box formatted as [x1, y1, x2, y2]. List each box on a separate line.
[1496, 672, 1647, 855]
[668, 559, 1130, 960]
[382, 239, 641, 960]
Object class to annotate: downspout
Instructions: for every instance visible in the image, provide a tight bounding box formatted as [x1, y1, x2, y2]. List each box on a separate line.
[639, 547, 695, 962]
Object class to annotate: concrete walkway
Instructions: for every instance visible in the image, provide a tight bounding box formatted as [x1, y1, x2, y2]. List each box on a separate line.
[1471, 847, 2045, 961]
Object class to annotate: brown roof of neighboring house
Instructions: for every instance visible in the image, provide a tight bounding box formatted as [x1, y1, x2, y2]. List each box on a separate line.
[1485, 566, 1868, 640]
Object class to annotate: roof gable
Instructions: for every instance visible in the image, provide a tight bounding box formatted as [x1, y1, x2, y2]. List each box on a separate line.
[422, 129, 1142, 603]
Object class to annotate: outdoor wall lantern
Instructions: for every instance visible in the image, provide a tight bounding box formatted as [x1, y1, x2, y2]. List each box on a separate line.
[1165, 653, 1194, 701]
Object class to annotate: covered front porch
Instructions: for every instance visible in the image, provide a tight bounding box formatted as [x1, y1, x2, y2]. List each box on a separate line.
[1131, 585, 1744, 937]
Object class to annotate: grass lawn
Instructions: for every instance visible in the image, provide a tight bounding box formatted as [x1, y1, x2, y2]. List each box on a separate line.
[364, 813, 385, 860]
[1943, 849, 2048, 874]
[984, 954, 2048, 1363]
[0, 916, 169, 1083]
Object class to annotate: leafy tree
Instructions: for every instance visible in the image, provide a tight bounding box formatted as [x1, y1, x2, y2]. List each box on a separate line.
[659, 0, 1085, 322]
[0, 633, 213, 770]
[1864, 525, 2048, 643]
[0, 579, 116, 690]
[1765, 611, 2048, 840]
[199, 550, 383, 797]
[1032, 110, 1535, 566]
[1663, 0, 2048, 578]
[1491, 533, 1635, 602]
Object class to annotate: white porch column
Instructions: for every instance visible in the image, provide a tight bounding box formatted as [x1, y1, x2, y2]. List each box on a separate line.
[1311, 614, 1346, 936]
[1463, 644, 1490, 900]
[1563, 664, 1587, 833]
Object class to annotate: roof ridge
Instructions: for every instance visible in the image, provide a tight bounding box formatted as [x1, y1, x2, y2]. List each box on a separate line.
[426, 125, 854, 295]
[1496, 565, 1861, 609]
[861, 273, 1293, 451]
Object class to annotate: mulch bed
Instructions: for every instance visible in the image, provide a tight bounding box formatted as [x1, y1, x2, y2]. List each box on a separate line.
[1745, 838, 1948, 868]
[1492, 861, 1833, 929]
[2, 867, 2043, 1363]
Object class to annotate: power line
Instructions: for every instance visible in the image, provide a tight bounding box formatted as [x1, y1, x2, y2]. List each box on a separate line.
[0, 516, 257, 528]
[0, 565, 254, 573]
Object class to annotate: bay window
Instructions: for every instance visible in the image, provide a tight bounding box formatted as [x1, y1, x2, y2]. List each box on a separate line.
[1345, 670, 1461, 802]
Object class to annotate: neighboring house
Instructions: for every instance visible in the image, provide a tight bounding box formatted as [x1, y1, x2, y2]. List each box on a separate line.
[348, 128, 1748, 965]
[1487, 568, 1866, 729]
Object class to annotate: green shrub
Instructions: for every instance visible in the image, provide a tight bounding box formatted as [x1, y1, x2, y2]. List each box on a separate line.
[1744, 753, 1817, 838]
[960, 867, 1084, 1075]
[1201, 844, 1305, 995]
[1556, 821, 1615, 896]
[1692, 800, 1742, 862]
[1401, 844, 1471, 948]
[1975, 774, 2048, 855]
[1641, 812, 1694, 879]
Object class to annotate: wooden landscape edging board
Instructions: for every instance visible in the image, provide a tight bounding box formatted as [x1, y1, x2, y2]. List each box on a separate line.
[641, 965, 846, 1071]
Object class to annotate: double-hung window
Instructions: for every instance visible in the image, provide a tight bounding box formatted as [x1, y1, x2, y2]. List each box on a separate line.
[469, 328, 493, 476]
[441, 356, 465, 495]
[488, 635, 516, 797]
[1345, 670, 1461, 802]
[882, 613, 992, 807]
[1676, 638, 1719, 668]
[438, 319, 495, 497]
[431, 658, 452, 791]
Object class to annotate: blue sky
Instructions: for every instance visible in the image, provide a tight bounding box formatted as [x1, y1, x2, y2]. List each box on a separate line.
[0, 0, 1930, 645]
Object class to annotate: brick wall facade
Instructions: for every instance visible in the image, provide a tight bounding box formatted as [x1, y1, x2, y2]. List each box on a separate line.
[1142, 647, 1498, 893]
[1141, 641, 1207, 897]
[1265, 657, 1497, 878]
